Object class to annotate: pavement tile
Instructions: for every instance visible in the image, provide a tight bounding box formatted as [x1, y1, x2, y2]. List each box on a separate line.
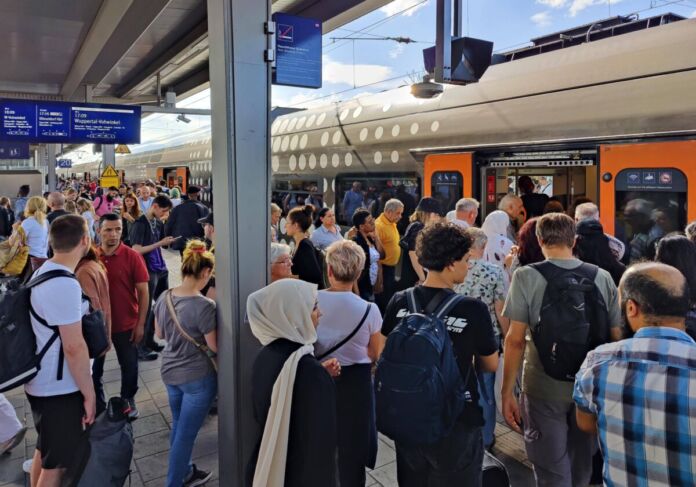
[133, 414, 169, 439]
[135, 451, 169, 483]
[0, 457, 24, 486]
[133, 430, 172, 460]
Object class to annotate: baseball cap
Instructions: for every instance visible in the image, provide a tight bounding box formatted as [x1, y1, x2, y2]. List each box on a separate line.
[416, 197, 444, 217]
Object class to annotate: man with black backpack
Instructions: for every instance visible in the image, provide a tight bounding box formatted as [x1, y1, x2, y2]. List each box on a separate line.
[501, 213, 622, 487]
[377, 223, 499, 486]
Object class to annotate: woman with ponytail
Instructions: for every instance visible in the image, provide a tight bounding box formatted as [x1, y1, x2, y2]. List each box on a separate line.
[153, 240, 217, 486]
[285, 204, 325, 288]
[21, 196, 49, 270]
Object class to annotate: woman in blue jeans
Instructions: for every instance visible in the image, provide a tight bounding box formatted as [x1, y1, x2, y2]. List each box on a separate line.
[154, 240, 217, 486]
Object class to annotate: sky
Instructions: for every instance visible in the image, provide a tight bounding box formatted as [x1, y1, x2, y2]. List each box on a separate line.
[64, 0, 696, 164]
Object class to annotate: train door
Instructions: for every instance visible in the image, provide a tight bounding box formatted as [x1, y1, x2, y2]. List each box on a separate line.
[599, 141, 696, 262]
[424, 153, 474, 213]
[159, 166, 189, 192]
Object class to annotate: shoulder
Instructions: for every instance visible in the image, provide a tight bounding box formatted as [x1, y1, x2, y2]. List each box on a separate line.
[196, 295, 217, 310]
[453, 295, 489, 316]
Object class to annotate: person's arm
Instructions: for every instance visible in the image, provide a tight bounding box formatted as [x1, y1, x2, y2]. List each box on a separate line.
[576, 409, 598, 434]
[154, 316, 163, 340]
[408, 250, 426, 283]
[372, 233, 386, 260]
[367, 332, 385, 362]
[478, 352, 499, 372]
[204, 330, 218, 353]
[59, 323, 96, 426]
[495, 300, 510, 337]
[132, 281, 149, 343]
[501, 321, 527, 433]
[132, 237, 177, 255]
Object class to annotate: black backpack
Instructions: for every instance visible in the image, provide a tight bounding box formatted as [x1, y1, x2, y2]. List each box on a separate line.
[529, 262, 610, 382]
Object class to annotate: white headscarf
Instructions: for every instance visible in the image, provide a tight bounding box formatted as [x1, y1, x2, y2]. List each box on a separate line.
[247, 279, 318, 487]
[481, 210, 514, 267]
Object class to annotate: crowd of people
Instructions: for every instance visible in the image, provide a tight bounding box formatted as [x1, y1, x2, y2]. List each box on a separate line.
[2, 174, 696, 487]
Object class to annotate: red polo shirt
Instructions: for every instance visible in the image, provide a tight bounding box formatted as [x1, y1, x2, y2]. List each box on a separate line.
[98, 243, 150, 333]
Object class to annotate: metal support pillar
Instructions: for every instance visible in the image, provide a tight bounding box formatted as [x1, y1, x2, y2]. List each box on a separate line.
[453, 0, 463, 37]
[435, 0, 453, 83]
[45, 144, 57, 191]
[207, 0, 270, 484]
[102, 144, 115, 178]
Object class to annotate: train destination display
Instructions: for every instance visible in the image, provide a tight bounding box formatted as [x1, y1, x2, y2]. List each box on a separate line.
[0, 99, 141, 144]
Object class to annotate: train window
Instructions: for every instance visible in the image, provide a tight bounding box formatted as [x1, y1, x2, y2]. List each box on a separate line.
[431, 171, 463, 214]
[272, 177, 322, 215]
[336, 173, 420, 226]
[615, 168, 687, 262]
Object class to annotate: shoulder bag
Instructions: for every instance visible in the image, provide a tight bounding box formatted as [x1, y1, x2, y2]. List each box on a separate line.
[165, 290, 218, 373]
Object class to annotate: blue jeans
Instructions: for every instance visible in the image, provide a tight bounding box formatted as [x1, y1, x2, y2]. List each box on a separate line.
[166, 373, 217, 487]
[477, 369, 497, 448]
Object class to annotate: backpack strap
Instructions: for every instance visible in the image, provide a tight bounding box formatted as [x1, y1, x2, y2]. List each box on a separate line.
[529, 261, 564, 283]
[406, 288, 419, 314]
[431, 292, 463, 320]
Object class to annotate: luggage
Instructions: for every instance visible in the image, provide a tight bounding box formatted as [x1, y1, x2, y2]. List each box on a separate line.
[375, 289, 469, 446]
[482, 450, 510, 486]
[0, 226, 29, 276]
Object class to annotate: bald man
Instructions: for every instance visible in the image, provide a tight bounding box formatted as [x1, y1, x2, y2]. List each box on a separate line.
[498, 194, 524, 242]
[574, 262, 696, 486]
[46, 192, 70, 225]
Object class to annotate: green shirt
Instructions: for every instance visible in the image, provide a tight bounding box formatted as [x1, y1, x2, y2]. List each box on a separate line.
[502, 258, 621, 403]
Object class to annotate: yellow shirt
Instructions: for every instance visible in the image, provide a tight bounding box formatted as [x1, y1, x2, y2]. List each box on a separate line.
[376, 213, 401, 266]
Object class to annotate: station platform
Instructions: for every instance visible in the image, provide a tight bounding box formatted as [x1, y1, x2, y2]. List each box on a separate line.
[0, 250, 535, 487]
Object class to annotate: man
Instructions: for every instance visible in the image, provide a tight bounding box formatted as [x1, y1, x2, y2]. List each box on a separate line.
[130, 194, 176, 360]
[381, 223, 499, 486]
[574, 262, 696, 486]
[97, 213, 150, 419]
[375, 198, 404, 313]
[0, 202, 11, 239]
[518, 176, 549, 219]
[198, 212, 216, 299]
[395, 184, 416, 235]
[93, 186, 122, 217]
[14, 184, 30, 221]
[574, 202, 625, 260]
[538, 176, 553, 197]
[25, 214, 95, 487]
[138, 185, 153, 213]
[0, 393, 26, 455]
[165, 185, 209, 256]
[342, 181, 364, 224]
[501, 213, 622, 487]
[46, 192, 69, 225]
[498, 194, 525, 243]
[449, 198, 479, 229]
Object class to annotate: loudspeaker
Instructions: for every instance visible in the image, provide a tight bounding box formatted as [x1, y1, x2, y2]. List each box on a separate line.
[423, 36, 494, 84]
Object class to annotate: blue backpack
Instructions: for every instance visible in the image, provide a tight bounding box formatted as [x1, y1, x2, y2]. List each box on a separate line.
[375, 289, 470, 446]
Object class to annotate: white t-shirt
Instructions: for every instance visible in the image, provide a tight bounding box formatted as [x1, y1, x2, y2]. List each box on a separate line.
[315, 291, 382, 366]
[25, 261, 89, 397]
[21, 217, 49, 258]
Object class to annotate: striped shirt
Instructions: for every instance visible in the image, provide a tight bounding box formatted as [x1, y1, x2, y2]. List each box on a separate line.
[573, 327, 696, 487]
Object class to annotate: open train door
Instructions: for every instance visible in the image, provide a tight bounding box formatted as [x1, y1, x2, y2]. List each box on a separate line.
[423, 153, 474, 213]
[599, 141, 696, 261]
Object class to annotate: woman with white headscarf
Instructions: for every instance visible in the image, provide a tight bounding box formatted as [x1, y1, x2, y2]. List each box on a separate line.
[247, 279, 338, 487]
[481, 210, 515, 270]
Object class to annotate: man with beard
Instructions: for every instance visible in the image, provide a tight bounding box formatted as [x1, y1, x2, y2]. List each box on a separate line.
[93, 186, 122, 217]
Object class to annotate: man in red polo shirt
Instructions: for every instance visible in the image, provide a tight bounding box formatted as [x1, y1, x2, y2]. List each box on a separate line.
[97, 213, 150, 419]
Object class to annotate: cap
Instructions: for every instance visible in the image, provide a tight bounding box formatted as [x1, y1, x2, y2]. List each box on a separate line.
[187, 185, 201, 194]
[198, 212, 214, 226]
[416, 197, 444, 217]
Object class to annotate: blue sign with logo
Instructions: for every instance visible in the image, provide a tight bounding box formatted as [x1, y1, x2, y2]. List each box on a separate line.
[0, 99, 141, 144]
[272, 13, 322, 89]
[617, 168, 686, 192]
[0, 141, 29, 159]
[56, 159, 72, 169]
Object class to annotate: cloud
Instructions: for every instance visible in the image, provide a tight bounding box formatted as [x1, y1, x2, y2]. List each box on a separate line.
[380, 0, 428, 17]
[537, 0, 567, 7]
[322, 56, 392, 86]
[691, 9, 696, 18]
[569, 0, 622, 17]
[389, 43, 405, 59]
[531, 11, 553, 27]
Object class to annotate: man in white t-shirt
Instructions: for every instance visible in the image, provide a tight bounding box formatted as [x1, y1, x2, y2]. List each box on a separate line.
[448, 198, 479, 229]
[25, 214, 95, 487]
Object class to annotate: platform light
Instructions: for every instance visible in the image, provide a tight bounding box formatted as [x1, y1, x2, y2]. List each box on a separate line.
[410, 76, 444, 99]
[176, 113, 191, 124]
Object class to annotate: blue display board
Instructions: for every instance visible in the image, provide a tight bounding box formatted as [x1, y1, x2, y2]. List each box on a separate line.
[57, 159, 72, 169]
[0, 141, 29, 159]
[272, 13, 322, 89]
[0, 99, 141, 144]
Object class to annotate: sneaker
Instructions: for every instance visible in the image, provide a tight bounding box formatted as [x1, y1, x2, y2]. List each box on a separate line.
[184, 464, 212, 486]
[0, 426, 27, 455]
[123, 398, 140, 420]
[149, 343, 165, 353]
[138, 349, 158, 361]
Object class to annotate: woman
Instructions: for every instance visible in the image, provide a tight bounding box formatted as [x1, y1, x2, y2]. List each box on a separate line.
[574, 219, 626, 286]
[455, 228, 508, 450]
[655, 235, 696, 339]
[315, 240, 383, 487]
[76, 198, 97, 240]
[285, 205, 324, 288]
[351, 209, 385, 301]
[310, 208, 343, 251]
[270, 242, 293, 282]
[481, 210, 515, 270]
[120, 192, 141, 246]
[399, 197, 442, 290]
[75, 245, 112, 415]
[507, 217, 545, 273]
[270, 203, 282, 242]
[21, 196, 49, 271]
[170, 187, 183, 207]
[154, 240, 217, 487]
[247, 279, 337, 487]
[0, 197, 15, 227]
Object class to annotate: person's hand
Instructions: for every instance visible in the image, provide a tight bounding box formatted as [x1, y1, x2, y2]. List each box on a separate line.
[83, 393, 96, 427]
[122, 212, 134, 222]
[322, 358, 341, 378]
[99, 340, 113, 357]
[159, 236, 178, 247]
[130, 325, 144, 344]
[502, 392, 522, 434]
[345, 227, 357, 240]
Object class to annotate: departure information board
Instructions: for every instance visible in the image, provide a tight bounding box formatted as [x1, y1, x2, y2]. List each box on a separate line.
[0, 99, 141, 144]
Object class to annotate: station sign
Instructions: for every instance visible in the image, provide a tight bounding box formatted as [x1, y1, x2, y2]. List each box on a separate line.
[56, 159, 72, 169]
[0, 99, 141, 144]
[0, 141, 29, 159]
[100, 165, 120, 188]
[272, 13, 322, 89]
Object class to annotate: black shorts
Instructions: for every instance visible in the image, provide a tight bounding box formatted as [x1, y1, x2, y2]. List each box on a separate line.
[26, 391, 85, 469]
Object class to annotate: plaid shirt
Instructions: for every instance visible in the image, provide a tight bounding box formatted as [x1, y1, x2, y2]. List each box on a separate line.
[574, 327, 696, 487]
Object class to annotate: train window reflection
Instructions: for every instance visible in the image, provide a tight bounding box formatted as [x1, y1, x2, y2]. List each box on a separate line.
[431, 171, 463, 214]
[272, 177, 322, 215]
[336, 173, 420, 226]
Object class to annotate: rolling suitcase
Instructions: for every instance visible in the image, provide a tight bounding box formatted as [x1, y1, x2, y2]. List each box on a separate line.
[482, 450, 510, 487]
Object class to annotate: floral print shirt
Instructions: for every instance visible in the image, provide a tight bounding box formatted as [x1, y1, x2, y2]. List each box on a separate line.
[455, 259, 508, 337]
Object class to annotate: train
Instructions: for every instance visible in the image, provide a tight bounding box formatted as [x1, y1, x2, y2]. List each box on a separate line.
[60, 13, 696, 251]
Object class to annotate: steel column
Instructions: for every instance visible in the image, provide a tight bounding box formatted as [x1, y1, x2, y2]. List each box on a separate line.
[45, 144, 57, 191]
[435, 0, 453, 83]
[207, 0, 270, 484]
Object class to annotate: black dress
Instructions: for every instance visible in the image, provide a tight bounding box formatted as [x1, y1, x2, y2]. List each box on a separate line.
[397, 221, 424, 291]
[248, 339, 338, 487]
[292, 238, 324, 288]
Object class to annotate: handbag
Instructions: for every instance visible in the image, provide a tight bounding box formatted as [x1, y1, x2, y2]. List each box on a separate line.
[165, 290, 218, 373]
[316, 303, 371, 361]
[0, 226, 29, 276]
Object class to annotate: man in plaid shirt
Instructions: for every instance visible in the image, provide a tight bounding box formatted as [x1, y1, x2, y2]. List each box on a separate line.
[574, 262, 696, 486]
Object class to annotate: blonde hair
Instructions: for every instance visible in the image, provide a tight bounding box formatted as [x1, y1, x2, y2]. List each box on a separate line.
[181, 239, 215, 278]
[325, 240, 365, 283]
[409, 209, 428, 224]
[64, 200, 78, 214]
[76, 198, 94, 215]
[24, 196, 47, 224]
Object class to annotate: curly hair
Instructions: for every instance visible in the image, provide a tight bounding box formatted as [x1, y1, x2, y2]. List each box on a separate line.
[416, 223, 472, 271]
